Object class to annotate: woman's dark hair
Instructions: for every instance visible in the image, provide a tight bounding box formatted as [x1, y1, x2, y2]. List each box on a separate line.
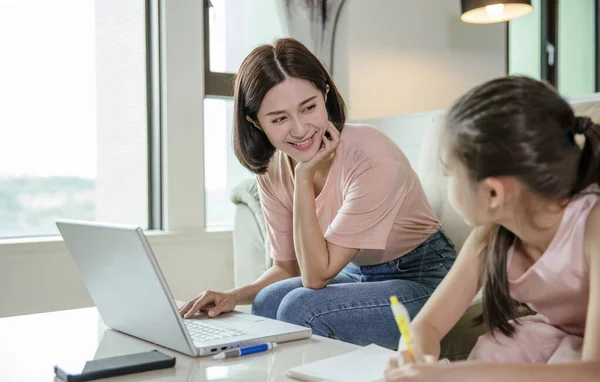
[232, 38, 346, 174]
[445, 76, 600, 336]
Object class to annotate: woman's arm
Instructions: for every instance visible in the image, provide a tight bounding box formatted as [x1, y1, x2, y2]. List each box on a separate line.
[233, 171, 304, 303]
[407, 226, 488, 358]
[293, 124, 359, 289]
[293, 176, 359, 288]
[180, 260, 299, 318]
[231, 260, 300, 304]
[180, 165, 305, 317]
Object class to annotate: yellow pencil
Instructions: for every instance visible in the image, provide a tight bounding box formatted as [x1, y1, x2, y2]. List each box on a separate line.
[389, 296, 422, 363]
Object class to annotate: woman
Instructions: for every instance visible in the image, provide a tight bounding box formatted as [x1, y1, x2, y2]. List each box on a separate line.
[180, 38, 456, 349]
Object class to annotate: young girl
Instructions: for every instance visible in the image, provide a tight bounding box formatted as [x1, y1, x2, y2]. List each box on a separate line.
[179, 38, 456, 348]
[385, 76, 600, 381]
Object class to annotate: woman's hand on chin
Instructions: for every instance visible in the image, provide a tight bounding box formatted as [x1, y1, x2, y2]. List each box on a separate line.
[295, 122, 340, 178]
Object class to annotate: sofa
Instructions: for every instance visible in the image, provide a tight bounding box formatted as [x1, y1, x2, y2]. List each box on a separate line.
[230, 95, 600, 360]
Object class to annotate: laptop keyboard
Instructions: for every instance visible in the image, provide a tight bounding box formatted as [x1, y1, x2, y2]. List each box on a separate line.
[184, 320, 246, 342]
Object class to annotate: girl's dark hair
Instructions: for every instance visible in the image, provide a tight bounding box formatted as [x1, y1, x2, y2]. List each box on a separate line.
[232, 38, 346, 174]
[445, 76, 600, 336]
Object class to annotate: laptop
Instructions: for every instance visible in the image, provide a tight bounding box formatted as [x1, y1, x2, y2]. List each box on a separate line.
[56, 220, 312, 357]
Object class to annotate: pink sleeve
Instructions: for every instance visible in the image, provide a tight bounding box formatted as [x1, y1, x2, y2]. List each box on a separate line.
[257, 176, 296, 262]
[324, 161, 408, 250]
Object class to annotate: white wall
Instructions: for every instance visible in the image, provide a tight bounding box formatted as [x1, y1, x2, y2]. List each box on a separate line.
[333, 0, 507, 120]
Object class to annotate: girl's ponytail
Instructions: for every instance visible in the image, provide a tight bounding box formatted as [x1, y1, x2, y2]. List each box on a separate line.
[570, 117, 600, 195]
[475, 225, 519, 336]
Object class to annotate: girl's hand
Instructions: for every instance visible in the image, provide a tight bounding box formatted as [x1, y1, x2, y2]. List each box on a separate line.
[385, 353, 450, 382]
[295, 122, 340, 177]
[396, 349, 424, 366]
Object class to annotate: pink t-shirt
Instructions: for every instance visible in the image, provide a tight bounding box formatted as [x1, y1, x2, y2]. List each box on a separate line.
[257, 124, 440, 266]
[507, 192, 599, 335]
[468, 193, 599, 364]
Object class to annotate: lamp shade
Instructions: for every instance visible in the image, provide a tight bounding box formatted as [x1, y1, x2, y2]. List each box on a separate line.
[460, 0, 533, 24]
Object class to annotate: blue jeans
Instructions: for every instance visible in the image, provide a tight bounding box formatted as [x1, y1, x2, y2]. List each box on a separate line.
[251, 231, 456, 349]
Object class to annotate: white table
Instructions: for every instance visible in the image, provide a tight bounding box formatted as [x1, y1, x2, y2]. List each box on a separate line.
[0, 308, 359, 381]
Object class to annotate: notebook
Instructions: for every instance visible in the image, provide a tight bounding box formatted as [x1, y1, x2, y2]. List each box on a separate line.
[286, 344, 396, 382]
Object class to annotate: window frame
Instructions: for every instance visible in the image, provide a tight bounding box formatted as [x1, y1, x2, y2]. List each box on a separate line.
[203, 0, 235, 98]
[594, 0, 600, 93]
[540, 0, 558, 86]
[147, 0, 163, 230]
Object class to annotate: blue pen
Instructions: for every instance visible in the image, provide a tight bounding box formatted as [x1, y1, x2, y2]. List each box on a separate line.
[212, 342, 277, 359]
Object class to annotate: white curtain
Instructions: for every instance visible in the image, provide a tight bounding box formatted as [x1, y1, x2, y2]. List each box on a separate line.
[278, 0, 346, 75]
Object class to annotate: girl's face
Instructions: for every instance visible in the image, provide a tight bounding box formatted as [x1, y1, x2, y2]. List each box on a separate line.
[255, 77, 330, 164]
[441, 148, 494, 227]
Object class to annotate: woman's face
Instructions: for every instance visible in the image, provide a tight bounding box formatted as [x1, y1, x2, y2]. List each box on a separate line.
[255, 77, 330, 163]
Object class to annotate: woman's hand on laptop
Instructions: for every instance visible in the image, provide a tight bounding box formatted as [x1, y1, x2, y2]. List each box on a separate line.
[179, 290, 238, 319]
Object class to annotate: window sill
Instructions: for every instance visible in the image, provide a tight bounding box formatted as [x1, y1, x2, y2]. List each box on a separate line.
[0, 229, 232, 256]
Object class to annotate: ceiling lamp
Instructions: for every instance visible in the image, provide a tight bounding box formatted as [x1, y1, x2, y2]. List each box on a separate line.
[460, 0, 533, 24]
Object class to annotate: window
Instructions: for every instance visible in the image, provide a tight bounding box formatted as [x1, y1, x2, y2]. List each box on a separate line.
[508, 0, 542, 80]
[508, 0, 600, 96]
[203, 0, 287, 229]
[557, 0, 596, 97]
[204, 98, 241, 229]
[0, 0, 156, 238]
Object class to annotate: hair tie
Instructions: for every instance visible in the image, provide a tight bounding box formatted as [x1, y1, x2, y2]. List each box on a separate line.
[574, 116, 593, 135]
